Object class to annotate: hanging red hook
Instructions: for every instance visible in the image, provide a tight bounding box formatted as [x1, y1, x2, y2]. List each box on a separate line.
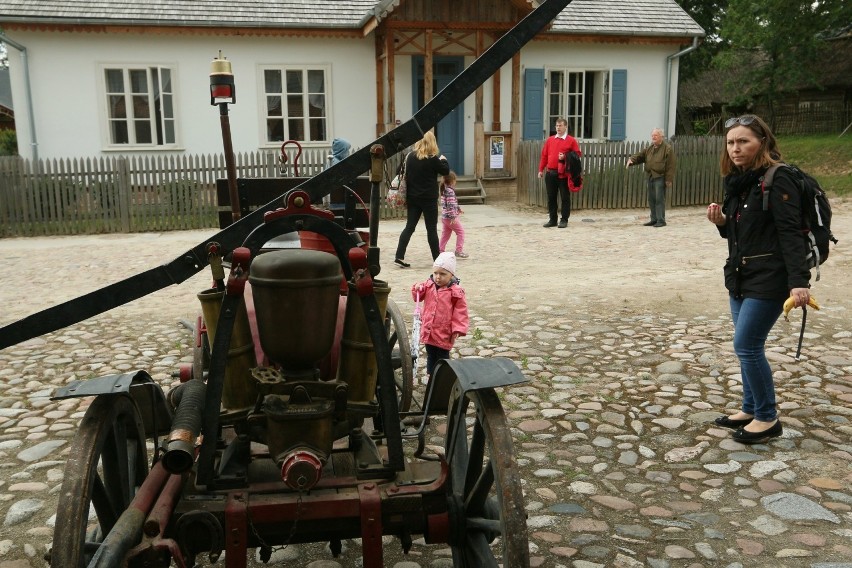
[279, 140, 303, 177]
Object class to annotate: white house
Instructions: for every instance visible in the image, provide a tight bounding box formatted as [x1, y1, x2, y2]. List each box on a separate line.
[0, 0, 703, 177]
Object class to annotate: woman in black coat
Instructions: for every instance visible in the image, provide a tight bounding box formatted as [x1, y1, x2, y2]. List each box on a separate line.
[706, 114, 812, 444]
[394, 130, 450, 267]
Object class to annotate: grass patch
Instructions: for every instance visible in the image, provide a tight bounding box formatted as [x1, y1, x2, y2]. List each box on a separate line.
[777, 134, 852, 197]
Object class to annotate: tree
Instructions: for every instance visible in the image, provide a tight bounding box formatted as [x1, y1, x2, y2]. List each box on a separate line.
[716, 0, 844, 125]
[674, 0, 730, 81]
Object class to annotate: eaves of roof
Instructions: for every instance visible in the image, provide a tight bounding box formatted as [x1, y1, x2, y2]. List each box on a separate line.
[0, 0, 705, 39]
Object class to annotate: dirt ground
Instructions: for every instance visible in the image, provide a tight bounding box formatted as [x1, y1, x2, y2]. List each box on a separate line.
[1, 197, 850, 343]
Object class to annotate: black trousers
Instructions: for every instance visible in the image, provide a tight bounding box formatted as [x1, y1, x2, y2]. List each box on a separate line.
[545, 171, 570, 223]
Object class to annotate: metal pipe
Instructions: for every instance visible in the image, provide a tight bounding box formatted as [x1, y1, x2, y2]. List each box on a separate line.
[220, 104, 241, 222]
[664, 37, 700, 137]
[0, 33, 38, 162]
[88, 461, 171, 568]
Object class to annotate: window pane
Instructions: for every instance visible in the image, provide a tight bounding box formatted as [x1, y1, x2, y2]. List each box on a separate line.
[160, 68, 172, 92]
[105, 69, 124, 93]
[164, 120, 175, 144]
[307, 69, 324, 93]
[267, 96, 282, 117]
[288, 118, 304, 140]
[135, 120, 152, 143]
[110, 121, 128, 144]
[309, 118, 326, 141]
[265, 70, 282, 93]
[130, 70, 148, 93]
[287, 95, 304, 118]
[267, 119, 284, 142]
[286, 70, 303, 93]
[308, 94, 325, 117]
[133, 95, 150, 119]
[109, 95, 126, 119]
[162, 94, 173, 118]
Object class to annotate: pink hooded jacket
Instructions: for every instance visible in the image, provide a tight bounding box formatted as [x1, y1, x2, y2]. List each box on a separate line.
[411, 278, 469, 350]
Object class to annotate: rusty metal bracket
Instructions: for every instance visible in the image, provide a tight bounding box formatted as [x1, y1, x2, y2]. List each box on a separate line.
[357, 483, 384, 568]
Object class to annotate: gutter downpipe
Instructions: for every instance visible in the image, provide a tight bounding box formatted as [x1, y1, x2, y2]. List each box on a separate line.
[0, 33, 38, 162]
[664, 37, 700, 138]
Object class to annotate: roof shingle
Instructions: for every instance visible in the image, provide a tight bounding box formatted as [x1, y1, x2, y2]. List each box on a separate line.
[0, 0, 704, 37]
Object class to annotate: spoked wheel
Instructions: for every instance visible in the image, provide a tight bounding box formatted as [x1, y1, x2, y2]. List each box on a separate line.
[444, 384, 529, 567]
[385, 298, 414, 412]
[51, 394, 149, 567]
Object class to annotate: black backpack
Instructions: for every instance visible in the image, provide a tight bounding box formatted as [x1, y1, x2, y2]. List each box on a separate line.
[762, 163, 838, 281]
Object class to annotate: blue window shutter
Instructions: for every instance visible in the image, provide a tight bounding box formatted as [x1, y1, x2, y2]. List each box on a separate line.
[523, 68, 545, 140]
[610, 69, 627, 141]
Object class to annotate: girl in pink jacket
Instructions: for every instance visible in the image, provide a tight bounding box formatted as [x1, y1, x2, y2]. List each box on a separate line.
[412, 252, 469, 378]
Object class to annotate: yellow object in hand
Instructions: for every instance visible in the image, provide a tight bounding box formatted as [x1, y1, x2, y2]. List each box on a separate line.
[783, 295, 820, 321]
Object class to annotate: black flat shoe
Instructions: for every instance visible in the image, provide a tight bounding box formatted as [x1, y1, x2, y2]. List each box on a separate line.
[714, 415, 754, 429]
[732, 420, 783, 444]
[394, 259, 410, 268]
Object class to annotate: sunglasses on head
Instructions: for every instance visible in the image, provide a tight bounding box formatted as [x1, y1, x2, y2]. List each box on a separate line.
[725, 115, 757, 129]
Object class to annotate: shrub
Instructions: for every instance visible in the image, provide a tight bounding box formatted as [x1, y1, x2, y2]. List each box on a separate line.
[0, 128, 17, 155]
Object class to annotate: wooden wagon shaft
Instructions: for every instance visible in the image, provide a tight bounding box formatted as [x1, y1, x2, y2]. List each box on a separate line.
[0, 0, 571, 351]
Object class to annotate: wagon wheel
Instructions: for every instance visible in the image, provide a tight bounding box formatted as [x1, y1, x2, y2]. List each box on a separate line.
[445, 385, 529, 567]
[51, 394, 149, 567]
[385, 298, 414, 412]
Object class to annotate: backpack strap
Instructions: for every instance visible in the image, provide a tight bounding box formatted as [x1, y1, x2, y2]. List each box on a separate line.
[761, 163, 785, 211]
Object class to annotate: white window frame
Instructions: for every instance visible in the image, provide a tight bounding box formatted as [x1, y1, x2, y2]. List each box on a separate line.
[100, 64, 178, 149]
[545, 68, 613, 140]
[259, 65, 331, 147]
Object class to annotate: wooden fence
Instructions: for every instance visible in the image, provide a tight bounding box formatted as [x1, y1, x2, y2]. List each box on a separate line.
[0, 149, 406, 237]
[517, 136, 725, 211]
[1, 139, 725, 237]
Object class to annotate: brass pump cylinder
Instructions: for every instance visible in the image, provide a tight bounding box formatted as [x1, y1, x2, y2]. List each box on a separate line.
[335, 279, 390, 405]
[197, 288, 258, 410]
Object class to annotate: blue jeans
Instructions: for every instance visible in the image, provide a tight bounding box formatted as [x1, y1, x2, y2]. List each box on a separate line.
[647, 176, 666, 223]
[729, 296, 783, 421]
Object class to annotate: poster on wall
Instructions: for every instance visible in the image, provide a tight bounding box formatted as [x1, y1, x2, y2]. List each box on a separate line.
[489, 136, 504, 169]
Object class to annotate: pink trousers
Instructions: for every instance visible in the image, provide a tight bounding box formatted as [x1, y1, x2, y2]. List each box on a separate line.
[439, 217, 465, 253]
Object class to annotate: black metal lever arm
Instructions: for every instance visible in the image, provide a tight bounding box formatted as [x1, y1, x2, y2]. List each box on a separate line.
[0, 0, 571, 350]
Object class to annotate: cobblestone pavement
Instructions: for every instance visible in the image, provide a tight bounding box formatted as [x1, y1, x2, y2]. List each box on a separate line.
[0, 202, 851, 568]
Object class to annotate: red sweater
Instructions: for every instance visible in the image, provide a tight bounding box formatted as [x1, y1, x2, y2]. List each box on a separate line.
[539, 135, 582, 178]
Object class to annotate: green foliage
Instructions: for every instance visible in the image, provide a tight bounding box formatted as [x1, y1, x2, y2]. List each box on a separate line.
[715, 0, 840, 117]
[0, 129, 16, 155]
[691, 120, 710, 135]
[674, 0, 729, 81]
[778, 134, 852, 197]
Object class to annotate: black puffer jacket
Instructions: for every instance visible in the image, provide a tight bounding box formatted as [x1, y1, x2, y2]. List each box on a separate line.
[718, 166, 811, 300]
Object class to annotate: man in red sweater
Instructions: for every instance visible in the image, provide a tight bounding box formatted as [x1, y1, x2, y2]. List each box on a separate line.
[538, 117, 582, 228]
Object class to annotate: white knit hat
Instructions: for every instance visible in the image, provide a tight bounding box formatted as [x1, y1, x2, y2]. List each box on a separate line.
[433, 252, 457, 276]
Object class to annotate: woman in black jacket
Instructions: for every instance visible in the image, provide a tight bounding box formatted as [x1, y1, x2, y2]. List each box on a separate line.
[706, 115, 812, 444]
[394, 131, 450, 267]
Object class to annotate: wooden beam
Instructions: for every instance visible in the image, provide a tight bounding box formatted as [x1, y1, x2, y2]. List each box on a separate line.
[387, 30, 396, 127]
[511, 52, 520, 123]
[475, 31, 484, 124]
[375, 32, 385, 138]
[425, 30, 433, 103]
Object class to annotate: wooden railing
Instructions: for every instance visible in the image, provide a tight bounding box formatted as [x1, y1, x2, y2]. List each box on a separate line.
[517, 136, 726, 211]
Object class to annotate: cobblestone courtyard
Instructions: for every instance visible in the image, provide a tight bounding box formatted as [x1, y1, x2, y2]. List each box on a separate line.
[1, 201, 851, 567]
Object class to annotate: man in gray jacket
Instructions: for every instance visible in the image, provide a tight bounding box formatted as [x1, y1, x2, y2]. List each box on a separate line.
[627, 128, 676, 227]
